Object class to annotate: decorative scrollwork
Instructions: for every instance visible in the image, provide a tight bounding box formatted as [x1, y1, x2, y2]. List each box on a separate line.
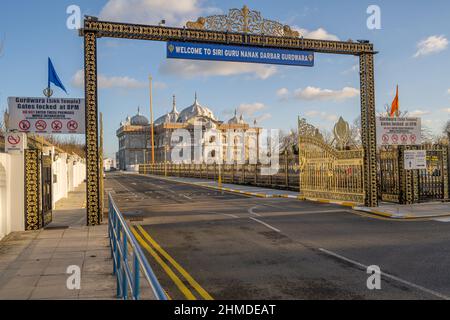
[298, 118, 323, 141]
[186, 5, 300, 38]
[25, 150, 40, 230]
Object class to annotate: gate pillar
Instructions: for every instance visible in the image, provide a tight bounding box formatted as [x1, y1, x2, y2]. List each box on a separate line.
[359, 53, 378, 207]
[83, 27, 101, 226]
[24, 149, 41, 230]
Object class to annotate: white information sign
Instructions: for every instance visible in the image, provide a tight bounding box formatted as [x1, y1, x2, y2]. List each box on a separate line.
[7, 97, 85, 134]
[376, 117, 421, 146]
[5, 132, 27, 153]
[404, 150, 427, 170]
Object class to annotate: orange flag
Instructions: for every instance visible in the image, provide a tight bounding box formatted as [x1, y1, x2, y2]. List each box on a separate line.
[390, 85, 399, 117]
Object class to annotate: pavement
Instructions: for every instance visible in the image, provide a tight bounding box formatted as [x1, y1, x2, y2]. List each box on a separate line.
[355, 202, 450, 220]
[106, 172, 450, 300]
[0, 184, 116, 300]
[139, 173, 450, 219]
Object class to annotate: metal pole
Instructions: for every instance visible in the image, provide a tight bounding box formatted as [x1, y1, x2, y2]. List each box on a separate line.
[149, 75, 155, 165]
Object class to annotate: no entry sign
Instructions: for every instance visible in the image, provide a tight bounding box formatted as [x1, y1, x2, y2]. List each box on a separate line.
[7, 97, 85, 134]
[376, 117, 421, 146]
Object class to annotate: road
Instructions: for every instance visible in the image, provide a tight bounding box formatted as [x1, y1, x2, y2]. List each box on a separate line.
[106, 172, 450, 300]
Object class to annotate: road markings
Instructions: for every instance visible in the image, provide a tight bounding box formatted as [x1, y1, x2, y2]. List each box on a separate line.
[222, 213, 239, 219]
[318, 248, 450, 300]
[249, 217, 281, 233]
[131, 226, 196, 300]
[248, 206, 261, 217]
[433, 217, 450, 223]
[136, 225, 214, 300]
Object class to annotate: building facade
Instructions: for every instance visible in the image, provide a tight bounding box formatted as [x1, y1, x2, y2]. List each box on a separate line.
[116, 94, 262, 170]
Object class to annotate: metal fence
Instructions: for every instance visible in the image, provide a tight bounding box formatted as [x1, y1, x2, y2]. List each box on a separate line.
[108, 193, 167, 300]
[378, 144, 449, 204]
[139, 155, 300, 191]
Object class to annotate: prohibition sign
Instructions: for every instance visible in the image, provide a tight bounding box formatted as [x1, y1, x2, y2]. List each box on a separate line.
[51, 120, 63, 131]
[35, 120, 47, 131]
[19, 120, 31, 131]
[391, 134, 399, 144]
[400, 134, 408, 143]
[7, 135, 21, 145]
[67, 120, 78, 131]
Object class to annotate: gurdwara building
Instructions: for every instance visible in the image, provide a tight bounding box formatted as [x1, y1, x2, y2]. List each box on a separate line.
[116, 94, 261, 170]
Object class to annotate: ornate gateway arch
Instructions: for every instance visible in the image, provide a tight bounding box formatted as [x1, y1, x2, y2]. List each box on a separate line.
[80, 6, 378, 225]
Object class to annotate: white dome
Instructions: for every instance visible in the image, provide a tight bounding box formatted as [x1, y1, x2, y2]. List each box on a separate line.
[155, 95, 179, 125]
[177, 94, 216, 123]
[130, 108, 149, 126]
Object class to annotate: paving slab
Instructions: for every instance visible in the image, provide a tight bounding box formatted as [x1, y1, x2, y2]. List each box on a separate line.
[0, 184, 117, 300]
[355, 202, 450, 219]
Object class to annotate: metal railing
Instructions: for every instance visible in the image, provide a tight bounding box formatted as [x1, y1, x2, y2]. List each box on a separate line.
[108, 193, 167, 300]
[139, 155, 301, 192]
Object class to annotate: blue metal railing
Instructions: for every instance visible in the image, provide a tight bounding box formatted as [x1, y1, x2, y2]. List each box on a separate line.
[108, 193, 167, 300]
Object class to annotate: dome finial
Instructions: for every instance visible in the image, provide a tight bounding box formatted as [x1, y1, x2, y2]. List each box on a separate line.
[172, 94, 177, 113]
[137, 106, 141, 115]
[195, 92, 198, 103]
[234, 109, 237, 116]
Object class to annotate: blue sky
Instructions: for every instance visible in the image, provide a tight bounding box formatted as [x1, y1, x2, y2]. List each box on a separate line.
[1, 0, 449, 158]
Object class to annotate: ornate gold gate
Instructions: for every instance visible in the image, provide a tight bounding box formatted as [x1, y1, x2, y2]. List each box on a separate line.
[80, 6, 379, 224]
[298, 118, 365, 204]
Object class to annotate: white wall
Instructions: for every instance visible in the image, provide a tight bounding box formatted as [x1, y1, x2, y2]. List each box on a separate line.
[0, 150, 86, 240]
[0, 153, 25, 239]
[52, 152, 86, 208]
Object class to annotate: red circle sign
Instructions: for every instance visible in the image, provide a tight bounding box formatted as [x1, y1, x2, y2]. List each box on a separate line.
[391, 134, 399, 143]
[67, 120, 78, 131]
[410, 134, 417, 143]
[19, 120, 31, 131]
[51, 120, 63, 131]
[7, 135, 20, 145]
[35, 120, 47, 131]
[382, 134, 389, 143]
[401, 134, 408, 143]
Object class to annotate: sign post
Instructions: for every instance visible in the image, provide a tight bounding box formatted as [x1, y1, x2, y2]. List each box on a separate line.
[376, 117, 421, 146]
[5, 132, 27, 153]
[7, 97, 85, 134]
[404, 150, 427, 170]
[167, 41, 315, 67]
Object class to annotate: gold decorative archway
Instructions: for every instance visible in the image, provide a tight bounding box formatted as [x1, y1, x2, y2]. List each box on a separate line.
[80, 6, 378, 225]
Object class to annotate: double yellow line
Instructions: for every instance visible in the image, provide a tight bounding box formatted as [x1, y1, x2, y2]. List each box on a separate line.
[131, 225, 213, 300]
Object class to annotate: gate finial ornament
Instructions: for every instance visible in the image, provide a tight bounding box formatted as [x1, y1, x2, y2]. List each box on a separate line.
[333, 117, 351, 150]
[186, 5, 302, 38]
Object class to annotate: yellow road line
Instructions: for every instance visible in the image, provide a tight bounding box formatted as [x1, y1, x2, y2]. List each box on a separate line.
[130, 226, 196, 300]
[136, 225, 214, 300]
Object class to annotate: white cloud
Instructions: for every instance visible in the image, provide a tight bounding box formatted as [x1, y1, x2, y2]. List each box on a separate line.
[442, 108, 450, 114]
[237, 103, 266, 117]
[72, 70, 146, 89]
[414, 35, 448, 58]
[256, 113, 272, 123]
[153, 81, 167, 90]
[276, 88, 289, 99]
[294, 27, 339, 41]
[447, 89, 450, 95]
[99, 0, 220, 26]
[294, 86, 360, 101]
[342, 64, 359, 75]
[408, 109, 431, 117]
[159, 60, 277, 79]
[305, 110, 338, 122]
